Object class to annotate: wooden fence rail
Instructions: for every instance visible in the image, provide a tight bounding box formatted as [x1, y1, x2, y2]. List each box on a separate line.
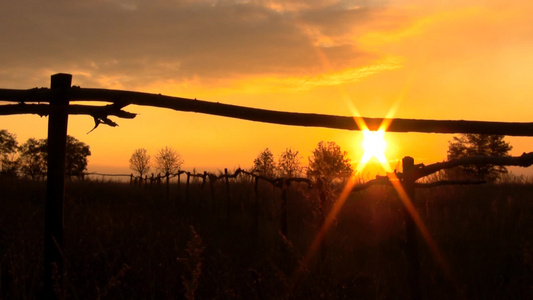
[3, 86, 533, 135]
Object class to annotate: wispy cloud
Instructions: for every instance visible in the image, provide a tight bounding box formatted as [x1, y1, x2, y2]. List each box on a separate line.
[2, 0, 531, 96]
[0, 0, 387, 89]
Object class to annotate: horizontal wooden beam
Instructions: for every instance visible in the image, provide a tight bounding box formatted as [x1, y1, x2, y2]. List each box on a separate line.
[0, 87, 52, 102]
[0, 103, 136, 119]
[1, 87, 533, 136]
[416, 152, 533, 179]
[69, 88, 533, 136]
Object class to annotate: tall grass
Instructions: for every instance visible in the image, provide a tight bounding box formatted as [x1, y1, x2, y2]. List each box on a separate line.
[0, 176, 532, 299]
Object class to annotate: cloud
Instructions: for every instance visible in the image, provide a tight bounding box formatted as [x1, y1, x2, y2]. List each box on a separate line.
[0, 0, 387, 89]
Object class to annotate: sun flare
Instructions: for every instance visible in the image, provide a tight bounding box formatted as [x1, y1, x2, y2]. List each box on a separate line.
[345, 97, 400, 174]
[357, 129, 391, 173]
[362, 130, 387, 162]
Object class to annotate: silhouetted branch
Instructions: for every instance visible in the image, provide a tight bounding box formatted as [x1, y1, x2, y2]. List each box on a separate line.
[348, 153, 533, 192]
[0, 87, 52, 103]
[415, 152, 533, 179]
[0, 103, 136, 119]
[69, 88, 533, 135]
[3, 87, 533, 135]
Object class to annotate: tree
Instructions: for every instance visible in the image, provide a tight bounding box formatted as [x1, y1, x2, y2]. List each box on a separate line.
[252, 148, 276, 178]
[0, 129, 19, 176]
[18, 135, 91, 179]
[19, 138, 47, 179]
[277, 148, 303, 177]
[155, 146, 184, 175]
[129, 148, 151, 178]
[307, 141, 353, 215]
[447, 134, 512, 182]
[65, 136, 91, 178]
[307, 141, 353, 183]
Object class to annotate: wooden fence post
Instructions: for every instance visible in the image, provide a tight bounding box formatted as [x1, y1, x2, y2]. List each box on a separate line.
[318, 178, 327, 263]
[177, 171, 181, 202]
[209, 175, 217, 221]
[281, 180, 288, 238]
[165, 171, 170, 201]
[186, 172, 190, 203]
[402, 156, 420, 300]
[225, 168, 231, 222]
[44, 73, 71, 299]
[253, 176, 259, 246]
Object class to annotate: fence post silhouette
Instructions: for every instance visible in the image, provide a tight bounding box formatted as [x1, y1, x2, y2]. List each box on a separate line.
[209, 175, 217, 221]
[177, 171, 181, 202]
[165, 171, 170, 201]
[253, 176, 259, 246]
[281, 179, 288, 238]
[186, 172, 190, 202]
[44, 73, 71, 300]
[202, 171, 207, 189]
[318, 178, 327, 263]
[225, 168, 231, 222]
[402, 156, 420, 300]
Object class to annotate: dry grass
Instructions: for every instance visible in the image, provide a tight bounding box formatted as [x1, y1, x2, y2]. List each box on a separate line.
[1, 176, 532, 299]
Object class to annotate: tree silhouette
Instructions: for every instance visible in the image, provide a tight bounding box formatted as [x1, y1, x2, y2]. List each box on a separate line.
[277, 147, 303, 177]
[65, 136, 91, 178]
[252, 148, 276, 178]
[0, 129, 19, 175]
[129, 148, 151, 178]
[307, 141, 353, 183]
[307, 141, 353, 217]
[19, 138, 47, 179]
[447, 134, 512, 182]
[155, 146, 184, 175]
[18, 135, 91, 179]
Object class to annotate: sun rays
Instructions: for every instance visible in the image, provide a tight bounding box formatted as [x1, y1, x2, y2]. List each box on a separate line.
[347, 100, 399, 174]
[279, 13, 452, 294]
[358, 129, 389, 171]
[286, 99, 457, 297]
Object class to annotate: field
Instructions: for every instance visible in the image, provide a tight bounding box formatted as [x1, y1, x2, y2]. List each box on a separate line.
[1, 176, 532, 299]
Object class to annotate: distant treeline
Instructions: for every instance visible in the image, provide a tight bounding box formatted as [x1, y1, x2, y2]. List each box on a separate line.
[0, 129, 90, 179]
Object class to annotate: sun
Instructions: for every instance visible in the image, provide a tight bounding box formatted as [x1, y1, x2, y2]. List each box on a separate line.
[362, 130, 387, 163]
[344, 97, 399, 174]
[357, 129, 391, 172]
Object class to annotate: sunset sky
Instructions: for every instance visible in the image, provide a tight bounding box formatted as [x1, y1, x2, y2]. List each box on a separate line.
[1, 0, 533, 176]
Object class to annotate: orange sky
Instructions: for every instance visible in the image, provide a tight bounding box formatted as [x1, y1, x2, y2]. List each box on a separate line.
[1, 0, 533, 176]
